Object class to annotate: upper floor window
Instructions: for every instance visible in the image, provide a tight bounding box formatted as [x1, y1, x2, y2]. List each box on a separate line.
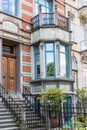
[60, 44, 69, 78]
[68, 12, 75, 41]
[80, 21, 87, 41]
[79, 0, 87, 8]
[34, 0, 53, 16]
[2, 0, 18, 16]
[45, 43, 55, 78]
[72, 56, 77, 70]
[83, 69, 87, 88]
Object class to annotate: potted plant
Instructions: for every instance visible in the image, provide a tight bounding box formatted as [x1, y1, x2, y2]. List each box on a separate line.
[38, 87, 65, 127]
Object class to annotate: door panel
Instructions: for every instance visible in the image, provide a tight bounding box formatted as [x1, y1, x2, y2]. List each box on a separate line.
[2, 57, 16, 92]
[8, 58, 16, 92]
[2, 57, 7, 90]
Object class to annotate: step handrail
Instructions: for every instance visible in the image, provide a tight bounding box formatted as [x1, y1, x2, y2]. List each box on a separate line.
[1, 87, 22, 126]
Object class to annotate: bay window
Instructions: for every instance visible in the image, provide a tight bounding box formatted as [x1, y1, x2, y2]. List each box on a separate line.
[2, 0, 18, 16]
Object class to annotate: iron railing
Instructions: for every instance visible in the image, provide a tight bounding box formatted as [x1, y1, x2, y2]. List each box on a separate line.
[31, 13, 69, 30]
[1, 86, 87, 130]
[2, 87, 22, 123]
[23, 86, 87, 130]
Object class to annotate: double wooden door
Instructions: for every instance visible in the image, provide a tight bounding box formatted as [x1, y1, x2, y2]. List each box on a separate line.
[2, 56, 16, 92]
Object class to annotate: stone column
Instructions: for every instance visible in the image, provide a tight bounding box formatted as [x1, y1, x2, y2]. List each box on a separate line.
[16, 44, 22, 97]
[0, 39, 2, 95]
[40, 42, 44, 78]
[56, 41, 60, 78]
[69, 45, 72, 79]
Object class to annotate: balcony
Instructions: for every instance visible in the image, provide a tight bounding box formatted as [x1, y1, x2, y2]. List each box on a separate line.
[79, 1, 87, 18]
[31, 12, 70, 44]
[31, 13, 69, 30]
[80, 40, 87, 51]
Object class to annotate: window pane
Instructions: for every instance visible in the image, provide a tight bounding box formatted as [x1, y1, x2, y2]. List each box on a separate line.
[36, 55, 40, 78]
[46, 52, 54, 76]
[42, 6, 46, 13]
[2, 0, 18, 16]
[35, 0, 52, 15]
[9, 0, 15, 15]
[35, 2, 38, 15]
[72, 71, 77, 90]
[60, 45, 65, 52]
[39, 0, 45, 6]
[34, 46, 40, 79]
[2, 0, 9, 12]
[35, 46, 39, 53]
[60, 53, 66, 77]
[46, 43, 53, 51]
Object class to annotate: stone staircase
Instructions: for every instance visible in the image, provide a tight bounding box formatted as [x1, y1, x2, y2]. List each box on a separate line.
[10, 93, 47, 130]
[0, 97, 20, 130]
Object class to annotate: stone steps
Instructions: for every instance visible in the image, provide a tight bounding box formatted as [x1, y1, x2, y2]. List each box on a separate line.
[0, 97, 20, 130]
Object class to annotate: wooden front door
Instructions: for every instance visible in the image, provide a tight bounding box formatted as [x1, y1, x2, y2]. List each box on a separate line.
[2, 56, 16, 92]
[2, 44, 16, 92]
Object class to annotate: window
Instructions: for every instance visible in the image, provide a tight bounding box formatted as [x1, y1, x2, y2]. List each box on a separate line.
[45, 43, 55, 78]
[79, 0, 87, 8]
[68, 12, 75, 41]
[60, 44, 69, 78]
[34, 0, 53, 16]
[70, 19, 75, 41]
[83, 70, 87, 88]
[2, 0, 18, 16]
[34, 46, 40, 79]
[72, 71, 77, 90]
[80, 21, 86, 41]
[80, 21, 87, 50]
[72, 56, 77, 70]
[72, 57, 77, 91]
[3, 45, 14, 54]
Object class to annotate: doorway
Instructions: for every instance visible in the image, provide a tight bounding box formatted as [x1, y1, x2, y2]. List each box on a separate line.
[2, 44, 16, 92]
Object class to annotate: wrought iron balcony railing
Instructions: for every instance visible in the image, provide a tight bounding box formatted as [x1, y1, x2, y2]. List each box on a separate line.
[31, 13, 69, 30]
[80, 40, 87, 51]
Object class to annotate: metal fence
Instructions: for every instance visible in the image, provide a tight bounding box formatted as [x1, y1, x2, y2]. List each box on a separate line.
[22, 88, 87, 130]
[1, 86, 87, 130]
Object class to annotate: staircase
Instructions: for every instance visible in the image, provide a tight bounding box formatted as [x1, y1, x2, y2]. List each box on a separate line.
[0, 97, 20, 130]
[11, 94, 47, 130]
[1, 90, 47, 130]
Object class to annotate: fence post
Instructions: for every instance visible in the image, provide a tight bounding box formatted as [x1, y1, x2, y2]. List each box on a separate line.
[54, 5, 58, 25]
[21, 105, 26, 130]
[39, 5, 42, 26]
[43, 103, 51, 130]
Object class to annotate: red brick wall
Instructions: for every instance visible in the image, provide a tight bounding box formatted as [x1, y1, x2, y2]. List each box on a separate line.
[55, 0, 65, 15]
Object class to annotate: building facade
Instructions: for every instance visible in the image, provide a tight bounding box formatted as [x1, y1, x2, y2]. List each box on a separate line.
[0, 0, 31, 97]
[65, 0, 87, 93]
[0, 0, 74, 104]
[1, 0, 86, 105]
